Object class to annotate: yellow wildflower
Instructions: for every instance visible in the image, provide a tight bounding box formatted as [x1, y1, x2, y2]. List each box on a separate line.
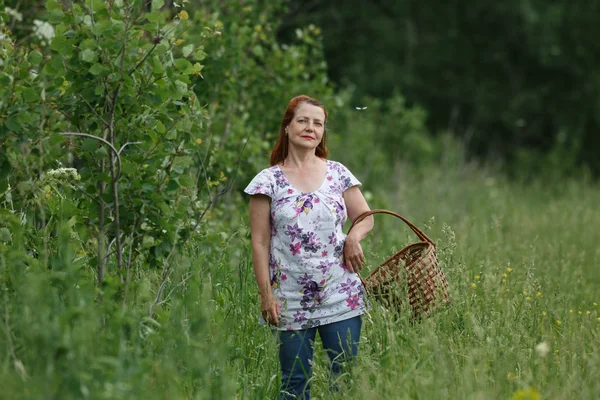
[503, 273, 508, 278]
[586, 311, 591, 315]
[526, 297, 532, 301]
[474, 274, 481, 280]
[569, 309, 573, 313]
[177, 10, 189, 20]
[510, 388, 541, 400]
[506, 267, 513, 273]
[555, 320, 561, 325]
[471, 283, 477, 289]
[578, 311, 582, 315]
[536, 291, 542, 297]
[542, 311, 547, 317]
[594, 302, 598, 307]
[523, 290, 528, 296]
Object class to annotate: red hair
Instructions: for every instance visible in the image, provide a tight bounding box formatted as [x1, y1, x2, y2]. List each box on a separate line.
[270, 95, 329, 166]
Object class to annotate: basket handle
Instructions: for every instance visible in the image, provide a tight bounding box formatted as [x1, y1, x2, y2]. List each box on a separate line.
[347, 209, 435, 246]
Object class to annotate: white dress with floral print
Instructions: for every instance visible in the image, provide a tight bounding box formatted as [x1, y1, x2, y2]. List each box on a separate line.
[244, 160, 368, 331]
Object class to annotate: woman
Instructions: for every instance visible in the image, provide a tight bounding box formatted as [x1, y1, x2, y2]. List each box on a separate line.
[245, 95, 374, 399]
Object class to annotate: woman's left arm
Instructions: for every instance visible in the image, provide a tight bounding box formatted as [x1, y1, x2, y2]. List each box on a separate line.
[343, 186, 374, 273]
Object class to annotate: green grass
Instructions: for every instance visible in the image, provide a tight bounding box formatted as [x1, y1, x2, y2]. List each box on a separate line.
[217, 163, 600, 399]
[1, 163, 598, 399]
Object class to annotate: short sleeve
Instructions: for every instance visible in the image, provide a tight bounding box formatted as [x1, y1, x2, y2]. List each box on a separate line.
[244, 169, 274, 199]
[336, 162, 361, 192]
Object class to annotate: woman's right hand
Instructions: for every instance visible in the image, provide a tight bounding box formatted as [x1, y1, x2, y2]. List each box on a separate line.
[261, 292, 280, 327]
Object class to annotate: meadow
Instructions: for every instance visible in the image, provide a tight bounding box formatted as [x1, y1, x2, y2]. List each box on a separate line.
[215, 162, 600, 400]
[2, 155, 599, 400]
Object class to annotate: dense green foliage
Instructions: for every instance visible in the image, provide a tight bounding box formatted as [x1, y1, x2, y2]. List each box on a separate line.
[281, 0, 600, 176]
[1, 1, 599, 399]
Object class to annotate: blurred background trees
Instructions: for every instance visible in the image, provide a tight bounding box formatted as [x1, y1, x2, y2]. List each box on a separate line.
[279, 0, 600, 176]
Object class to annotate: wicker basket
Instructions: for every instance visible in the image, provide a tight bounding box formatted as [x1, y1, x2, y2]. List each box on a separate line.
[349, 210, 450, 318]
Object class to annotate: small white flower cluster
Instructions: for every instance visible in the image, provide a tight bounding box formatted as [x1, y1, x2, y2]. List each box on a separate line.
[33, 20, 55, 45]
[5, 7, 23, 22]
[46, 167, 81, 181]
[535, 341, 550, 358]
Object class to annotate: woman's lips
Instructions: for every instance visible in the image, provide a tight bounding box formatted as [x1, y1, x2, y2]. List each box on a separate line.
[301, 136, 314, 140]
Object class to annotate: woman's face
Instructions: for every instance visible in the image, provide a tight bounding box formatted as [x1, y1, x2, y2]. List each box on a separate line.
[286, 103, 326, 152]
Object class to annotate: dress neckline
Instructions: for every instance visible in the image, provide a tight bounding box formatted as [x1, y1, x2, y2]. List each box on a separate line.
[276, 159, 330, 195]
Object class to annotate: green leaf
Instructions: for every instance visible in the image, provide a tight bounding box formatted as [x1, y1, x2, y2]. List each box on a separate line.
[194, 47, 207, 61]
[50, 35, 69, 54]
[178, 175, 195, 188]
[22, 87, 40, 103]
[182, 44, 194, 58]
[95, 147, 108, 157]
[151, 0, 164, 12]
[5, 117, 22, 133]
[165, 129, 177, 140]
[48, 9, 65, 24]
[48, 133, 65, 146]
[80, 49, 97, 63]
[174, 58, 192, 72]
[147, 12, 161, 23]
[91, 0, 107, 12]
[252, 45, 264, 59]
[46, 0, 61, 11]
[142, 235, 155, 248]
[83, 138, 98, 152]
[89, 63, 108, 76]
[121, 160, 137, 175]
[28, 51, 44, 65]
[151, 57, 165, 75]
[166, 179, 179, 191]
[0, 228, 11, 242]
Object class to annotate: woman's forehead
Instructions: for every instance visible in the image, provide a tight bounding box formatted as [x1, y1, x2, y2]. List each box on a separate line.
[294, 103, 325, 120]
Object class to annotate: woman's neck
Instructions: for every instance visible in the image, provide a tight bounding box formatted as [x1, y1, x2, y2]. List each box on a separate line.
[283, 149, 321, 169]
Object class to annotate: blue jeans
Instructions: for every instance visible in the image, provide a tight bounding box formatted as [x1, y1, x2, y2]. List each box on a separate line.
[278, 315, 362, 400]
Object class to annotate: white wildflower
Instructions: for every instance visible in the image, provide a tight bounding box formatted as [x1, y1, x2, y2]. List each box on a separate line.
[46, 167, 81, 182]
[535, 341, 550, 358]
[32, 20, 55, 45]
[5, 7, 23, 22]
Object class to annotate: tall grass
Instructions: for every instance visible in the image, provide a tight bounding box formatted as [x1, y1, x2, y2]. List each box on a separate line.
[2, 160, 598, 399]
[219, 161, 600, 399]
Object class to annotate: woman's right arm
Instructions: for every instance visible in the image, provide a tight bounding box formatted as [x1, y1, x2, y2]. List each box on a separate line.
[249, 194, 280, 326]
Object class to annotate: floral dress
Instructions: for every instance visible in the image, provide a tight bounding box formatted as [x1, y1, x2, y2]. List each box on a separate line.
[244, 160, 368, 331]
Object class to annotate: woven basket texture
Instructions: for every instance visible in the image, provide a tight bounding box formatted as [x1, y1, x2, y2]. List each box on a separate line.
[350, 210, 450, 318]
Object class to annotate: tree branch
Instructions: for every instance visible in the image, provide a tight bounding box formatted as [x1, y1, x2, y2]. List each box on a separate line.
[61, 132, 122, 180]
[148, 128, 252, 317]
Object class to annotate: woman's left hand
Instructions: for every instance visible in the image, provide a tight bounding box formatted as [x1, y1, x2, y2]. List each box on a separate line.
[343, 235, 365, 274]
